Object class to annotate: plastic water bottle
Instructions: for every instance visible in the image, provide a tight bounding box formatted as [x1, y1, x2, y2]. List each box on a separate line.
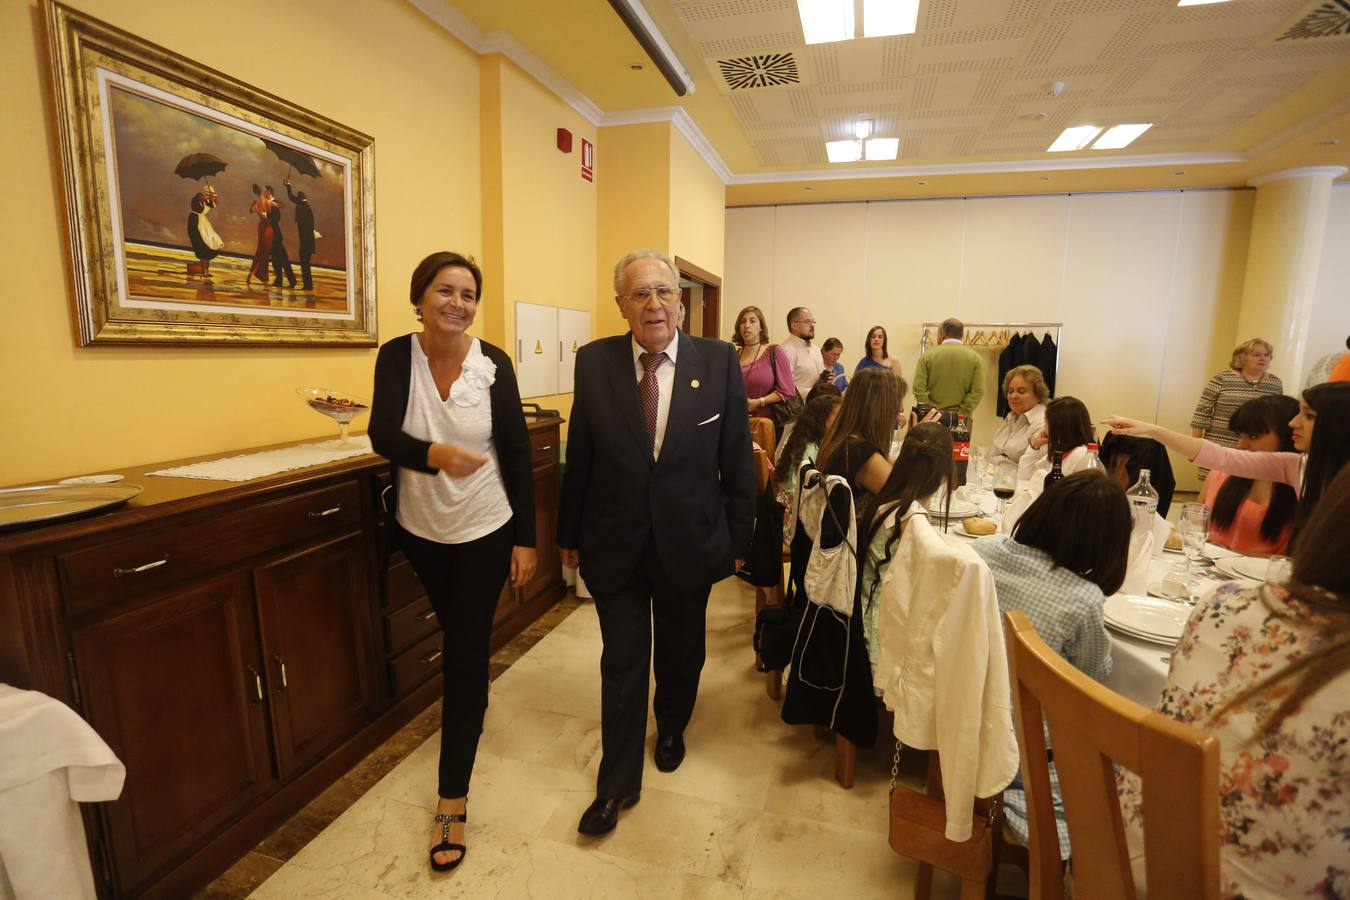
[1081, 442, 1104, 473]
[1125, 468, 1159, 536]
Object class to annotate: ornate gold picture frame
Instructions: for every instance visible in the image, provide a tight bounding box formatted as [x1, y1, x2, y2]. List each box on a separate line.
[45, 0, 377, 346]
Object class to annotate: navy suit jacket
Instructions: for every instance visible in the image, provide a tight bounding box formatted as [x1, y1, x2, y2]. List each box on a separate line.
[557, 331, 755, 593]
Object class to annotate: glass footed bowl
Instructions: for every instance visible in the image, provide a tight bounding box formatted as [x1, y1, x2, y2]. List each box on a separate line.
[296, 387, 370, 448]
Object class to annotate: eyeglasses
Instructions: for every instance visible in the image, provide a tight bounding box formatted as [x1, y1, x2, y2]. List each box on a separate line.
[793, 318, 816, 326]
[624, 285, 678, 303]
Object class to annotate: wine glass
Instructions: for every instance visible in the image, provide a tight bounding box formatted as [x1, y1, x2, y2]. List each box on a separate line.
[992, 459, 1018, 521]
[296, 387, 370, 448]
[971, 445, 992, 493]
[1178, 503, 1210, 604]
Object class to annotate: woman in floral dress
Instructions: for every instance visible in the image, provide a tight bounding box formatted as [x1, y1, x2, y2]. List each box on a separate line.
[1118, 464, 1350, 899]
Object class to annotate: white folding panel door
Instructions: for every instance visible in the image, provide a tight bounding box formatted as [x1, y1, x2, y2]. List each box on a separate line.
[556, 308, 591, 395]
[515, 301, 558, 399]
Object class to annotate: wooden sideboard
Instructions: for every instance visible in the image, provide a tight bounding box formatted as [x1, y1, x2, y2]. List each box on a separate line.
[0, 416, 564, 899]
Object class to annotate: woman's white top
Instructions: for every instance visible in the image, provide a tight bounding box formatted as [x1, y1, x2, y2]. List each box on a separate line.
[992, 403, 1046, 465]
[396, 336, 512, 544]
[1017, 442, 1089, 483]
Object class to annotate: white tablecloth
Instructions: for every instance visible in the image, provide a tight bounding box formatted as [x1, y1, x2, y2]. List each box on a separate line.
[0, 685, 125, 900]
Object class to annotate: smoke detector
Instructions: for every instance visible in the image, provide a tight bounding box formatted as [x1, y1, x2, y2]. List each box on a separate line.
[1047, 81, 1066, 97]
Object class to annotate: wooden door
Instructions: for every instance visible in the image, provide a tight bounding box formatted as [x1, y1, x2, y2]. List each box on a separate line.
[70, 574, 274, 895]
[254, 532, 379, 779]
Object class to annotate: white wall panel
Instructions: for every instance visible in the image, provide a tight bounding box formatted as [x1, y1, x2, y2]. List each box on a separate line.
[863, 199, 966, 382]
[723, 206, 777, 336]
[1157, 190, 1253, 490]
[772, 203, 867, 360]
[960, 195, 1070, 323]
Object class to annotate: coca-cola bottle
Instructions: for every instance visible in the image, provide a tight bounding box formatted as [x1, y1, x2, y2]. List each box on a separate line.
[951, 414, 971, 485]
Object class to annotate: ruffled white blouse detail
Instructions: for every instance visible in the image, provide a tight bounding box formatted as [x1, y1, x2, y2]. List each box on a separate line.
[450, 348, 496, 407]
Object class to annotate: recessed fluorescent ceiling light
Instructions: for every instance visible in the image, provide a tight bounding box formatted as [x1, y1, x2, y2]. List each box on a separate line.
[826, 140, 862, 162]
[863, 0, 920, 37]
[1048, 125, 1102, 152]
[1177, 0, 1230, 6]
[1093, 123, 1152, 150]
[797, 0, 854, 44]
[865, 138, 900, 160]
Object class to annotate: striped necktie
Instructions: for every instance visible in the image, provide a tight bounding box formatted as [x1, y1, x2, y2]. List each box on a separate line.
[639, 351, 666, 452]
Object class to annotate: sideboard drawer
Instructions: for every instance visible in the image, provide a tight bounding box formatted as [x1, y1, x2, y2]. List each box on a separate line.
[59, 480, 363, 617]
[529, 428, 558, 468]
[384, 595, 438, 655]
[388, 631, 442, 697]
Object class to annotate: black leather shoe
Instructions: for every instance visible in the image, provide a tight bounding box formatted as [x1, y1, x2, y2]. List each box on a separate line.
[654, 734, 686, 773]
[577, 793, 640, 836]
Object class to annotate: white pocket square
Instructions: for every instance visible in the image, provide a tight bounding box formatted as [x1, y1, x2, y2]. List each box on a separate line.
[696, 414, 720, 426]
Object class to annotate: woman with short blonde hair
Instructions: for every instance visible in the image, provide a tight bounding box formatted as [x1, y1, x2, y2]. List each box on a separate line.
[1191, 338, 1284, 457]
[992, 365, 1050, 464]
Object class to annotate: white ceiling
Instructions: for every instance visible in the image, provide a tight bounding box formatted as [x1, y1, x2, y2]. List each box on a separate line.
[669, 0, 1350, 168]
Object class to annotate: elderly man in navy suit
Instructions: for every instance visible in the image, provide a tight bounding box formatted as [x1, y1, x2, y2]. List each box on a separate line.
[558, 249, 755, 836]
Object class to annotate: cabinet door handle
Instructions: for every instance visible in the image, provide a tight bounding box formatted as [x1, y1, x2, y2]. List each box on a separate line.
[113, 556, 168, 576]
[308, 506, 341, 518]
[420, 610, 437, 621]
[536, 445, 552, 451]
[273, 654, 288, 689]
[421, 650, 443, 664]
[246, 665, 263, 703]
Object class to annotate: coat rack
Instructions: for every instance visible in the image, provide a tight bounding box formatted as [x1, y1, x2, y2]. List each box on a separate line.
[919, 321, 1064, 394]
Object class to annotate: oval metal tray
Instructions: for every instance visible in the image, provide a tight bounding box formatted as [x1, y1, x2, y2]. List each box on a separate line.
[0, 483, 143, 529]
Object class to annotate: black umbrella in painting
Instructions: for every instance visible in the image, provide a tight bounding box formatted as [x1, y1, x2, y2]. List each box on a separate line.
[260, 139, 321, 180]
[174, 152, 228, 183]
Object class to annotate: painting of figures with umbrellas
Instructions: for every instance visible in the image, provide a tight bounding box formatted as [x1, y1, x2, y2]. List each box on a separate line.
[45, 0, 376, 345]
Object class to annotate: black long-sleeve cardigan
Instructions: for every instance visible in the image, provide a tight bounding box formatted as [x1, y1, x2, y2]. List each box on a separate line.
[368, 333, 535, 548]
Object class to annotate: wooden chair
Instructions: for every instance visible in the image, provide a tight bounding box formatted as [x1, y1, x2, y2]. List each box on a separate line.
[748, 415, 777, 463]
[1003, 611, 1220, 900]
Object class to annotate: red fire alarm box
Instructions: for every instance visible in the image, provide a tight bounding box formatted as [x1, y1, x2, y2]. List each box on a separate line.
[557, 128, 573, 153]
[581, 138, 594, 182]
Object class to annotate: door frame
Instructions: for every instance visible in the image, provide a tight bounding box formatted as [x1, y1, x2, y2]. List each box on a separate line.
[674, 256, 721, 340]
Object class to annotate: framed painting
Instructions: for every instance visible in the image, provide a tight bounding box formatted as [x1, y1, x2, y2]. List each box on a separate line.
[44, 0, 377, 346]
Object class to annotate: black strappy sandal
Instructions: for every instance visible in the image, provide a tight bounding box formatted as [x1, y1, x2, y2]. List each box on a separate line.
[430, 808, 467, 872]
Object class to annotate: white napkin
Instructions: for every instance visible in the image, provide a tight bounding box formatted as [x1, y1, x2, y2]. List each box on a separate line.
[1122, 513, 1168, 594]
[1150, 513, 1171, 558]
[1000, 485, 1036, 533]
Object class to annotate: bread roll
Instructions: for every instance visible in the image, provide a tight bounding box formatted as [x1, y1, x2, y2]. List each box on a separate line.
[963, 516, 996, 536]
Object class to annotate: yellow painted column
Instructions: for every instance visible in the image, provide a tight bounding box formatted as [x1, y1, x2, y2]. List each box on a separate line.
[1237, 166, 1347, 384]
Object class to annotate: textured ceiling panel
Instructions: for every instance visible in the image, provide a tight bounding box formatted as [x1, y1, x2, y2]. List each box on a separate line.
[660, 0, 1350, 170]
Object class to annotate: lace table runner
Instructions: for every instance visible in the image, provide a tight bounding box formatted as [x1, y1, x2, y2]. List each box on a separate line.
[148, 436, 375, 482]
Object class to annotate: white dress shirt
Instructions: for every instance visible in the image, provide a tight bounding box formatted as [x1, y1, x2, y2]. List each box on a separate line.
[992, 403, 1046, 465]
[780, 334, 824, 401]
[632, 334, 678, 459]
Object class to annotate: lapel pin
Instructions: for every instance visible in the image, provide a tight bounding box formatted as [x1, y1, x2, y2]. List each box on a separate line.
[690, 379, 700, 389]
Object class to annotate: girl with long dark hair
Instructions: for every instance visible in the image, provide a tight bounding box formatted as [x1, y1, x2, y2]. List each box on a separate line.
[1202, 395, 1300, 555]
[1106, 381, 1350, 548]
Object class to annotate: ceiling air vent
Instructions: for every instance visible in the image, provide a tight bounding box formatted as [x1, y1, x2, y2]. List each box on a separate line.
[718, 53, 800, 90]
[1278, 1, 1350, 41]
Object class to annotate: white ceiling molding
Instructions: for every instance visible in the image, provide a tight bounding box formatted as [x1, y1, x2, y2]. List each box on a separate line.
[1246, 95, 1350, 160]
[727, 152, 1247, 184]
[1247, 166, 1348, 187]
[597, 107, 735, 183]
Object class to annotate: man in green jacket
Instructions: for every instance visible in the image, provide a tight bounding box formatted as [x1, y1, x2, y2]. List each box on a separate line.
[913, 317, 984, 420]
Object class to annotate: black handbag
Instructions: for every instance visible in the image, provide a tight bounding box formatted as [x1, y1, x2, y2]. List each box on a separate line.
[754, 604, 801, 672]
[735, 485, 785, 588]
[766, 345, 804, 432]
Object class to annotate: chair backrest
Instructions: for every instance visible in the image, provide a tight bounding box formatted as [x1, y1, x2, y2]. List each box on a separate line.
[1002, 611, 1220, 900]
[753, 447, 771, 494]
[749, 416, 777, 462]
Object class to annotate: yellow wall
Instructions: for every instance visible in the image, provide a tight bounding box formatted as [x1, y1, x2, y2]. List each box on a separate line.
[595, 123, 672, 339]
[485, 55, 598, 427]
[668, 127, 726, 280]
[3, 0, 482, 484]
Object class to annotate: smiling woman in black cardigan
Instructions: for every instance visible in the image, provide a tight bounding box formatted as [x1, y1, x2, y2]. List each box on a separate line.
[368, 251, 535, 874]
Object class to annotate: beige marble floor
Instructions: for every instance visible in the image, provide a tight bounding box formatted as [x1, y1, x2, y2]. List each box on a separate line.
[248, 577, 975, 899]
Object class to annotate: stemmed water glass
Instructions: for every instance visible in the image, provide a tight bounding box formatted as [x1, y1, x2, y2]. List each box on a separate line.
[992, 459, 1018, 521]
[972, 445, 993, 493]
[1178, 503, 1210, 604]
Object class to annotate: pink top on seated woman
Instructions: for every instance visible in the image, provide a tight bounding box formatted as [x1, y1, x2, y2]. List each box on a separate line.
[733, 305, 797, 420]
[1199, 395, 1299, 556]
[1106, 381, 1350, 548]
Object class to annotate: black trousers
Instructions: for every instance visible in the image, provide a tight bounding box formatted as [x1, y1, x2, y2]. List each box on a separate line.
[270, 241, 296, 287]
[298, 252, 313, 290]
[592, 536, 711, 799]
[398, 520, 513, 799]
